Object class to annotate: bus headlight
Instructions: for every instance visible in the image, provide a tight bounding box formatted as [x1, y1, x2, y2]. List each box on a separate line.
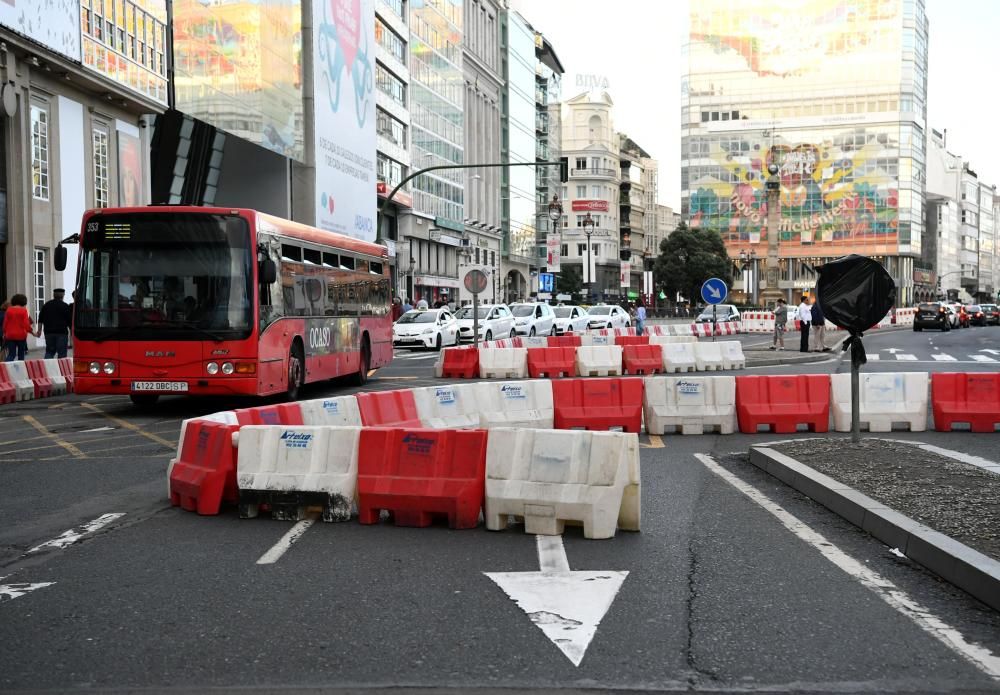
[102, 362, 116, 375]
[89, 361, 101, 374]
[221, 362, 235, 375]
[206, 362, 219, 375]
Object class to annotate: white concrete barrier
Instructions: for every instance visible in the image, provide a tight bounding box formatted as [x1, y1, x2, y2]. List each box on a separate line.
[576, 344, 623, 377]
[519, 336, 549, 349]
[42, 359, 68, 396]
[1, 362, 34, 401]
[299, 396, 363, 427]
[671, 324, 694, 336]
[236, 425, 360, 521]
[473, 380, 554, 429]
[661, 342, 697, 373]
[578, 333, 613, 346]
[478, 347, 528, 379]
[484, 428, 640, 539]
[411, 384, 480, 429]
[831, 372, 928, 433]
[718, 341, 746, 370]
[643, 375, 737, 435]
[694, 342, 725, 371]
[649, 334, 697, 345]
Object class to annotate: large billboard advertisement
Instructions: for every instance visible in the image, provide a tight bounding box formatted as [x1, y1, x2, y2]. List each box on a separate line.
[313, 0, 376, 241]
[172, 0, 304, 161]
[0, 0, 81, 61]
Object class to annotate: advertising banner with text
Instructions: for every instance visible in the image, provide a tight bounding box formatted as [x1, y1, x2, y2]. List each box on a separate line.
[546, 233, 561, 272]
[314, 0, 377, 241]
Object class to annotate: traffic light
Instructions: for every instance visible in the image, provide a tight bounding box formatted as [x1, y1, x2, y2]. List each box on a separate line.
[559, 157, 569, 183]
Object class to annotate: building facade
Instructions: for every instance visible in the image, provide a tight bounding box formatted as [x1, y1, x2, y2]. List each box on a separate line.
[558, 90, 621, 301]
[0, 0, 167, 347]
[533, 31, 563, 291]
[682, 0, 929, 305]
[403, 0, 465, 307]
[459, 0, 502, 305]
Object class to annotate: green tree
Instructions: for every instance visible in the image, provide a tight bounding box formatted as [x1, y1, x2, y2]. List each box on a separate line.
[653, 222, 732, 306]
[555, 264, 583, 299]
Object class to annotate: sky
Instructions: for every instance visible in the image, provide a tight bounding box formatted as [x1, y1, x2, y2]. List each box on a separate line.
[510, 0, 1000, 210]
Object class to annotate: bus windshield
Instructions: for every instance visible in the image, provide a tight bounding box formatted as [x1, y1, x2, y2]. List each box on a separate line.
[75, 213, 253, 341]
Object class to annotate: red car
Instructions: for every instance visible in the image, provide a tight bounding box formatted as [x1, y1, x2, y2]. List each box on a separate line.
[951, 303, 970, 328]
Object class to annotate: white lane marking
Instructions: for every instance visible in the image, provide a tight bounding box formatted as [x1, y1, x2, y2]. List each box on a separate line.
[693, 453, 1000, 679]
[0, 579, 55, 603]
[971, 355, 997, 363]
[883, 440, 999, 475]
[867, 354, 881, 360]
[27, 513, 125, 553]
[895, 354, 918, 361]
[535, 534, 570, 573]
[256, 518, 316, 565]
[78, 426, 116, 433]
[981, 349, 1000, 356]
[932, 354, 957, 361]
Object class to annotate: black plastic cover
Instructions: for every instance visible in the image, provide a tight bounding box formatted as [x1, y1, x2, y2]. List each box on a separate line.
[817, 254, 896, 368]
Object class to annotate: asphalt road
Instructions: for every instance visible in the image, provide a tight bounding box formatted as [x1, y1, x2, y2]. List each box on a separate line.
[1, 326, 999, 693]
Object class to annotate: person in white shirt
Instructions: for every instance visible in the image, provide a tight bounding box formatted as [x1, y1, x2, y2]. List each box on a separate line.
[797, 295, 812, 353]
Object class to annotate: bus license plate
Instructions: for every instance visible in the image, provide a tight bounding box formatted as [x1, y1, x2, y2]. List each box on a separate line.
[131, 381, 189, 392]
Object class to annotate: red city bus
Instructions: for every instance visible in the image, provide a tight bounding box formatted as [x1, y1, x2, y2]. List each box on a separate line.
[60, 206, 392, 405]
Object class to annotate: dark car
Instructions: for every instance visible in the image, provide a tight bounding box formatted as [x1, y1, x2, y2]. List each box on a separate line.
[967, 305, 988, 326]
[913, 302, 951, 331]
[980, 303, 1000, 326]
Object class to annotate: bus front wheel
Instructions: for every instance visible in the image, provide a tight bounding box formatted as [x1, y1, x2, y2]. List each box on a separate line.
[130, 394, 159, 407]
[286, 345, 304, 400]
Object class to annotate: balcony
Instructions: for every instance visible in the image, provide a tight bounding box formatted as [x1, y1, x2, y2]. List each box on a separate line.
[572, 167, 617, 179]
[535, 113, 548, 134]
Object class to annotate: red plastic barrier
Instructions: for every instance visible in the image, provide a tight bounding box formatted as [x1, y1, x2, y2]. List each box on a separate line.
[736, 375, 830, 434]
[932, 373, 1000, 433]
[233, 403, 303, 426]
[622, 344, 663, 375]
[552, 377, 644, 433]
[614, 335, 650, 346]
[357, 389, 422, 427]
[547, 335, 581, 348]
[527, 347, 577, 378]
[24, 360, 53, 398]
[357, 428, 487, 528]
[0, 367, 15, 404]
[58, 357, 74, 393]
[169, 420, 240, 515]
[440, 347, 479, 378]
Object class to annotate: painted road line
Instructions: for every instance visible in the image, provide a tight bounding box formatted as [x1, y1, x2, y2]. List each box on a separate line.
[644, 434, 664, 449]
[971, 355, 997, 363]
[895, 354, 918, 361]
[79, 403, 176, 450]
[886, 440, 999, 476]
[0, 578, 55, 603]
[27, 513, 125, 554]
[867, 355, 881, 360]
[693, 453, 1000, 680]
[22, 415, 86, 459]
[256, 516, 317, 565]
[485, 535, 628, 667]
[78, 426, 116, 433]
[932, 354, 957, 361]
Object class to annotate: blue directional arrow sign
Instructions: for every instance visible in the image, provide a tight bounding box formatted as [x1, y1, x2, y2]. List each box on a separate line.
[700, 277, 728, 305]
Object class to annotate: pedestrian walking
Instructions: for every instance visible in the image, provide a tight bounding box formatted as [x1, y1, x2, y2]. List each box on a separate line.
[37, 288, 73, 358]
[390, 296, 403, 322]
[797, 295, 812, 353]
[810, 296, 828, 352]
[416, 296, 429, 310]
[636, 301, 646, 336]
[770, 297, 787, 350]
[2, 293, 34, 362]
[402, 297, 413, 313]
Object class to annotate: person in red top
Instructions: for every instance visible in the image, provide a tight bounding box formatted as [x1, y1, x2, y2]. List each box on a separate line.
[2, 293, 34, 362]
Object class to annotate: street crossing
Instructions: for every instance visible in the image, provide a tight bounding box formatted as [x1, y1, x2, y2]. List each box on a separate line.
[872, 349, 999, 364]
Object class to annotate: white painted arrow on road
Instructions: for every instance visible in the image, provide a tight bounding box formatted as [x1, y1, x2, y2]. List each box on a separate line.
[0, 577, 55, 603]
[485, 535, 628, 667]
[884, 348, 901, 354]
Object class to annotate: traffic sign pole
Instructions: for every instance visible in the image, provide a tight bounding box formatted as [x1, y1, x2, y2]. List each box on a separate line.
[700, 278, 729, 343]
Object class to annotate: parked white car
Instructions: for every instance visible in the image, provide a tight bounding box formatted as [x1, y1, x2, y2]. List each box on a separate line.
[695, 304, 741, 323]
[586, 304, 631, 330]
[454, 303, 516, 342]
[510, 302, 557, 336]
[392, 308, 460, 350]
[552, 305, 590, 334]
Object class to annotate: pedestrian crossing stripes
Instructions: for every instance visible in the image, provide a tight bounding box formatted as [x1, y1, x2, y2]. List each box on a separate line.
[971, 355, 997, 363]
[874, 350, 998, 363]
[932, 354, 957, 361]
[895, 354, 918, 361]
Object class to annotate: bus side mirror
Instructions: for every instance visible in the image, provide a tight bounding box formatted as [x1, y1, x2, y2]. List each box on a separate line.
[259, 258, 277, 285]
[54, 245, 68, 272]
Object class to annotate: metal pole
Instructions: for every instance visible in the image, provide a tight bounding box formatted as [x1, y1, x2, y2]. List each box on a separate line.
[851, 358, 861, 444]
[712, 304, 717, 342]
[473, 293, 480, 349]
[586, 231, 592, 302]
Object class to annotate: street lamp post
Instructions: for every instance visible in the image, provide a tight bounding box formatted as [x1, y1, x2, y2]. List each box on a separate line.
[582, 212, 595, 303]
[760, 162, 783, 306]
[738, 249, 758, 305]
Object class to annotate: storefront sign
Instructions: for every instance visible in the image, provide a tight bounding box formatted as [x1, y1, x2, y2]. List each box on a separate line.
[572, 200, 609, 212]
[913, 268, 936, 284]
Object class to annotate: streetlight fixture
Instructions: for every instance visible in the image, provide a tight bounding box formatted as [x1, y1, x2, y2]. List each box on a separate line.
[738, 248, 758, 305]
[582, 212, 596, 302]
[547, 193, 563, 222]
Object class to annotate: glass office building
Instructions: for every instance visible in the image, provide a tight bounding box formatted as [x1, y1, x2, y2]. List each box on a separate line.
[681, 0, 928, 304]
[502, 10, 538, 263]
[409, 0, 464, 225]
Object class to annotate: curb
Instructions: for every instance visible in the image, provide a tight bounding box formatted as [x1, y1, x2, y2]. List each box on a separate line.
[748, 446, 1000, 612]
